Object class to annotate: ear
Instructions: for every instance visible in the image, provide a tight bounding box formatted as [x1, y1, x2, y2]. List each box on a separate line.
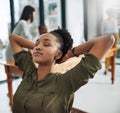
[55, 50, 63, 60]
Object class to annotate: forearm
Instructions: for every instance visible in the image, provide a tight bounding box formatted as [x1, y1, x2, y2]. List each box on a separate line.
[73, 34, 115, 60]
[60, 34, 114, 63]
[9, 34, 35, 54]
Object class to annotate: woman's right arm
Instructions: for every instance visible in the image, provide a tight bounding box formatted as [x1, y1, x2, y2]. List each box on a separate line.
[9, 34, 35, 54]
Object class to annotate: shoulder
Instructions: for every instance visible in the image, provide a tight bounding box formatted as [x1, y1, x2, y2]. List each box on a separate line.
[18, 20, 28, 25]
[14, 50, 32, 61]
[14, 50, 36, 72]
[19, 20, 26, 23]
[13, 20, 27, 28]
[81, 53, 102, 71]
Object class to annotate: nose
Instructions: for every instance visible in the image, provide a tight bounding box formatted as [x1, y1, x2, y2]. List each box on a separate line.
[35, 45, 42, 50]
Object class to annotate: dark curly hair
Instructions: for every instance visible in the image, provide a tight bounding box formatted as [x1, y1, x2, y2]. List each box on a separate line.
[50, 29, 73, 63]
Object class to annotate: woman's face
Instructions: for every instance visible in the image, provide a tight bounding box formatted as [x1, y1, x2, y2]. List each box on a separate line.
[32, 33, 62, 65]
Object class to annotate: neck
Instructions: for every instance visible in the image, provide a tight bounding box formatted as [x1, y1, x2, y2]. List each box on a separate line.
[37, 64, 54, 80]
[27, 19, 31, 23]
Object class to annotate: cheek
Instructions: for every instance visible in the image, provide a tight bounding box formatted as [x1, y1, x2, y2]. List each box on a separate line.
[45, 49, 55, 58]
[45, 48, 58, 59]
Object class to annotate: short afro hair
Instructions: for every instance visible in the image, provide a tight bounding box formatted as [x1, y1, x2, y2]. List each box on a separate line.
[50, 28, 73, 63]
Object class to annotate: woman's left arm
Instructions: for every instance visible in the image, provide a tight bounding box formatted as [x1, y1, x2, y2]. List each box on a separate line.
[61, 34, 115, 63]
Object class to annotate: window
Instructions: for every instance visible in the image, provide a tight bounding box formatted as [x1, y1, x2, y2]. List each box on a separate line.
[44, 0, 62, 31]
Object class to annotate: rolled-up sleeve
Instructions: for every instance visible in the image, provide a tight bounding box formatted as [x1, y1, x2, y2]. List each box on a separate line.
[13, 50, 36, 77]
[57, 53, 102, 94]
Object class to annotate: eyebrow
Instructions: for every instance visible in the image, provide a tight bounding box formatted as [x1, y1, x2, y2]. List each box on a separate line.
[35, 38, 51, 43]
[43, 38, 51, 42]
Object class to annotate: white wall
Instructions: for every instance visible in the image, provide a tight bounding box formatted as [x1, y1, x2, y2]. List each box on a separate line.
[66, 0, 84, 47]
[0, 0, 10, 43]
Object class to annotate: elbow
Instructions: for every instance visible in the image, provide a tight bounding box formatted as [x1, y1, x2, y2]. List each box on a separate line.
[9, 34, 17, 43]
[106, 34, 115, 47]
[110, 34, 115, 43]
[9, 34, 17, 45]
[110, 34, 115, 46]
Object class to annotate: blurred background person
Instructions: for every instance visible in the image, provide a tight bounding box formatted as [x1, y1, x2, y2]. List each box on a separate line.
[101, 8, 119, 46]
[101, 8, 118, 34]
[5, 5, 35, 62]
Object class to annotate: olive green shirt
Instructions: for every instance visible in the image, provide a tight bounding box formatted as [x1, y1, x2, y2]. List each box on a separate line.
[13, 50, 101, 113]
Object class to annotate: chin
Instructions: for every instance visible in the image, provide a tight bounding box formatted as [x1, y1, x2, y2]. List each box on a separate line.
[33, 58, 41, 63]
[34, 60, 39, 64]
[33, 59, 46, 65]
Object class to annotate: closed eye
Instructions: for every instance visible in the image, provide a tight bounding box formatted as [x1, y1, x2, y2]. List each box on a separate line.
[43, 42, 51, 47]
[34, 38, 53, 47]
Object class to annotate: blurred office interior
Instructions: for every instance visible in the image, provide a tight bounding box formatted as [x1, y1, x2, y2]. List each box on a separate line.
[0, 0, 120, 113]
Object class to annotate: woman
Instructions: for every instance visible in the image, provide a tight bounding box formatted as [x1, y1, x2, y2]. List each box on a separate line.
[9, 28, 114, 113]
[5, 5, 35, 61]
[101, 8, 118, 35]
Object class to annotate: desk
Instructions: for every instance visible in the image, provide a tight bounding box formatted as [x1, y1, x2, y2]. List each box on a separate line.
[0, 60, 23, 110]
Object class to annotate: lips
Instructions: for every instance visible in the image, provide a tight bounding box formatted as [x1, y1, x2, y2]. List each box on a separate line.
[33, 51, 43, 57]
